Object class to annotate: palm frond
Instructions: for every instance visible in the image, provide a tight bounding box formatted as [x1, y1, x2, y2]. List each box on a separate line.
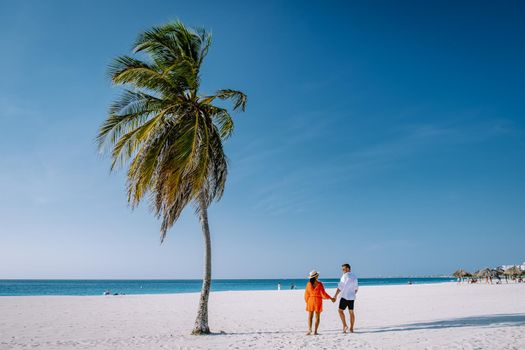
[97, 90, 165, 150]
[108, 56, 180, 94]
[134, 21, 211, 71]
[110, 109, 169, 170]
[211, 89, 247, 111]
[203, 105, 234, 139]
[195, 27, 212, 66]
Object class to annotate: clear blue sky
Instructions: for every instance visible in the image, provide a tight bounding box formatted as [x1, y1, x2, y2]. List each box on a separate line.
[1, 0, 524, 279]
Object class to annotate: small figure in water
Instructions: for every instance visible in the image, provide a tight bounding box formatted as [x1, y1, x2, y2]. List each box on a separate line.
[277, 282, 281, 291]
[291, 283, 296, 290]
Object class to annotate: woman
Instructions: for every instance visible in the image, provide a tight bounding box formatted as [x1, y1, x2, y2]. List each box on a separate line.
[304, 270, 335, 335]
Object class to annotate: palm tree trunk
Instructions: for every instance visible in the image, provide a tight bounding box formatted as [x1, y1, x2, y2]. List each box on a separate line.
[192, 194, 212, 335]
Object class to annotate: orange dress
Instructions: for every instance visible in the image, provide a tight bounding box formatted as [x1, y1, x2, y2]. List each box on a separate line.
[304, 281, 331, 312]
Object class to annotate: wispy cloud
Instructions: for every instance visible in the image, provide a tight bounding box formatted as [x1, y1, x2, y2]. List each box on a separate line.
[228, 108, 344, 183]
[335, 118, 518, 174]
[235, 116, 519, 216]
[0, 97, 38, 120]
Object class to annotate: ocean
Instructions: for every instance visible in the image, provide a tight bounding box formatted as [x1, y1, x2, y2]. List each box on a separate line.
[0, 278, 454, 296]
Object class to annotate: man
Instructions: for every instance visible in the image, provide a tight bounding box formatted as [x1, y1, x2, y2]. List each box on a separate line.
[333, 263, 358, 333]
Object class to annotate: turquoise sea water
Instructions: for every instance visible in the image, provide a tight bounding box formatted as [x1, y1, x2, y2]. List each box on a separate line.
[0, 278, 453, 296]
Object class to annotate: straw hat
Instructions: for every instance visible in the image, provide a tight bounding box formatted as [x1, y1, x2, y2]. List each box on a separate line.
[308, 270, 319, 279]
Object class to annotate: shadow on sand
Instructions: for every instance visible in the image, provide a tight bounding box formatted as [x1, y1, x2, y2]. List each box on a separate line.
[360, 314, 525, 334]
[220, 314, 525, 336]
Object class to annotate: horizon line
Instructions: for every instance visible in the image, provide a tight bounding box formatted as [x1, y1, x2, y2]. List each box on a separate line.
[0, 276, 453, 281]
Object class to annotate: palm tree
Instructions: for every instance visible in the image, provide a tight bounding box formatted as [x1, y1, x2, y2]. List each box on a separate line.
[97, 21, 247, 335]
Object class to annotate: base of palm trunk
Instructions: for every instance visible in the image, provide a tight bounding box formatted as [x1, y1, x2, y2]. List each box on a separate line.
[191, 326, 211, 335]
[191, 308, 210, 335]
[191, 317, 210, 335]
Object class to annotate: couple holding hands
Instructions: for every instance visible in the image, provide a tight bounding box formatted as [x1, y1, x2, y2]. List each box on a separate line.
[304, 263, 358, 335]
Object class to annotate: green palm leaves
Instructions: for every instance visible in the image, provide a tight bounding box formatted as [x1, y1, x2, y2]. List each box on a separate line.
[97, 21, 246, 242]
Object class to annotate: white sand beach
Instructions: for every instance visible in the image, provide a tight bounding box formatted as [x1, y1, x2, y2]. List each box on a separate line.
[1, 282, 524, 349]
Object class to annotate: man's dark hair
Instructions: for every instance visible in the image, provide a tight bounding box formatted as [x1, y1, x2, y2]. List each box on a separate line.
[342, 263, 351, 269]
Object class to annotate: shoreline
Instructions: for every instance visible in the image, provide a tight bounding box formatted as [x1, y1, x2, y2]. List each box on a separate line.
[0, 282, 453, 298]
[0, 279, 456, 298]
[0, 277, 455, 297]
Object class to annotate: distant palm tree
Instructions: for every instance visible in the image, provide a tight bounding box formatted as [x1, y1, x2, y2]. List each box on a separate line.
[97, 21, 247, 335]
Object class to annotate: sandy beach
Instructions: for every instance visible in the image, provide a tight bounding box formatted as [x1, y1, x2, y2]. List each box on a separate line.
[1, 282, 524, 349]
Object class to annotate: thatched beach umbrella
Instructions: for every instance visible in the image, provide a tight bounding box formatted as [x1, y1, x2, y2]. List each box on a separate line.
[453, 269, 467, 278]
[453, 269, 470, 283]
[466, 270, 480, 283]
[478, 268, 492, 277]
[504, 266, 522, 278]
[477, 268, 493, 283]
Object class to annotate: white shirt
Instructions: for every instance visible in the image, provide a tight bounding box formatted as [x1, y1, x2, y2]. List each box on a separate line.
[338, 272, 358, 300]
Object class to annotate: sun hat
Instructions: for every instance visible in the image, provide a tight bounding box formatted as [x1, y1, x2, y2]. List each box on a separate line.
[308, 270, 319, 279]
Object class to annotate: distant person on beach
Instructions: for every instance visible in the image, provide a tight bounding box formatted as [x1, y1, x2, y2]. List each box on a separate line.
[304, 270, 335, 335]
[334, 263, 359, 333]
[277, 282, 281, 291]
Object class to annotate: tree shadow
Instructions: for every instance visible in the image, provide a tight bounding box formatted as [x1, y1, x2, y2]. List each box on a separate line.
[359, 314, 525, 334]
